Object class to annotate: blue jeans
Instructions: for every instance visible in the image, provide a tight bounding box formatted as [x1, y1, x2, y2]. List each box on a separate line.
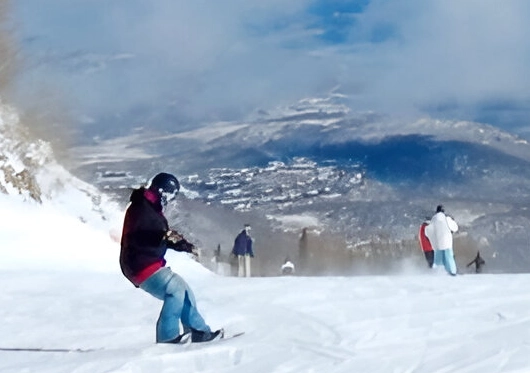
[433, 248, 457, 275]
[139, 267, 211, 342]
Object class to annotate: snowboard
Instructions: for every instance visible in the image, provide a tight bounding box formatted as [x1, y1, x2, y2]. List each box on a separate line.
[0, 332, 245, 353]
[178, 330, 245, 345]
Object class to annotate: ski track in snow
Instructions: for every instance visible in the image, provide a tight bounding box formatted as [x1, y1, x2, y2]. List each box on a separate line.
[2, 268, 530, 373]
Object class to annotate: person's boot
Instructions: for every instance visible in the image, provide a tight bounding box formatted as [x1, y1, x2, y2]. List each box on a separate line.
[191, 328, 224, 343]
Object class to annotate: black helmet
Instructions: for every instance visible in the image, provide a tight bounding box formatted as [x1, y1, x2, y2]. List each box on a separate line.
[148, 172, 180, 205]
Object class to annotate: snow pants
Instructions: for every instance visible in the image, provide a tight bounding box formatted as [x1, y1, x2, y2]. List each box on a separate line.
[237, 255, 251, 277]
[433, 248, 457, 276]
[140, 267, 211, 342]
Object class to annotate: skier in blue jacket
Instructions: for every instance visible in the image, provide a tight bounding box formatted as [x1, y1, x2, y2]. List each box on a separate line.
[231, 224, 254, 277]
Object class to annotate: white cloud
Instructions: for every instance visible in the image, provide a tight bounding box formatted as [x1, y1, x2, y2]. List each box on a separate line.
[12, 0, 530, 131]
[346, 1, 530, 116]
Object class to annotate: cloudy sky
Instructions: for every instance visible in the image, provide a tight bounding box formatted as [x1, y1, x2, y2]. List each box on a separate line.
[11, 0, 530, 135]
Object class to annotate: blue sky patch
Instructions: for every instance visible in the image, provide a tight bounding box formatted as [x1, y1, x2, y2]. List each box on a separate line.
[308, 0, 369, 44]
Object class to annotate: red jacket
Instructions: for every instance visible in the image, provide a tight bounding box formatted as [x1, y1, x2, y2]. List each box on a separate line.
[120, 188, 168, 287]
[418, 223, 433, 252]
[120, 187, 195, 287]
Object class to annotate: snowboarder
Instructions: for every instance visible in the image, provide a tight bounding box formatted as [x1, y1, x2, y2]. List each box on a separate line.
[466, 251, 485, 273]
[231, 224, 254, 277]
[120, 172, 222, 343]
[425, 205, 459, 276]
[418, 218, 434, 268]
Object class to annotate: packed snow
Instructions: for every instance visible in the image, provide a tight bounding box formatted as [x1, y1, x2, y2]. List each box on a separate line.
[2, 191, 530, 373]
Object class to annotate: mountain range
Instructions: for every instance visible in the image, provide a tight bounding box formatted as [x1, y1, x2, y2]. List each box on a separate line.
[65, 94, 530, 274]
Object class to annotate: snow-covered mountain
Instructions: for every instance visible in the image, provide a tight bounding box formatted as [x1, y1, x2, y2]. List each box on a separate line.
[67, 94, 530, 274]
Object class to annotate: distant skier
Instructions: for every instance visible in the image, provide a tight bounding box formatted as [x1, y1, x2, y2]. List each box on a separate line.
[466, 251, 485, 273]
[418, 218, 434, 268]
[212, 244, 221, 265]
[120, 172, 222, 343]
[231, 224, 254, 277]
[281, 257, 295, 275]
[298, 227, 309, 275]
[425, 205, 459, 276]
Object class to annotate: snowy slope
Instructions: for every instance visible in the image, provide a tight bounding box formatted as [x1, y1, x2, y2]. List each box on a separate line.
[2, 199, 530, 373]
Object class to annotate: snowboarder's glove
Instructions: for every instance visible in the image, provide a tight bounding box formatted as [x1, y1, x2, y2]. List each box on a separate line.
[167, 240, 199, 261]
[168, 238, 193, 252]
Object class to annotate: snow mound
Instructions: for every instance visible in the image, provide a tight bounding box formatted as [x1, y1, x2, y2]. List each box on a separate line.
[0, 100, 124, 272]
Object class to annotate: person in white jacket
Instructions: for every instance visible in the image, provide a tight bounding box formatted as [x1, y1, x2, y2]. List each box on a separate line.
[425, 205, 459, 276]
